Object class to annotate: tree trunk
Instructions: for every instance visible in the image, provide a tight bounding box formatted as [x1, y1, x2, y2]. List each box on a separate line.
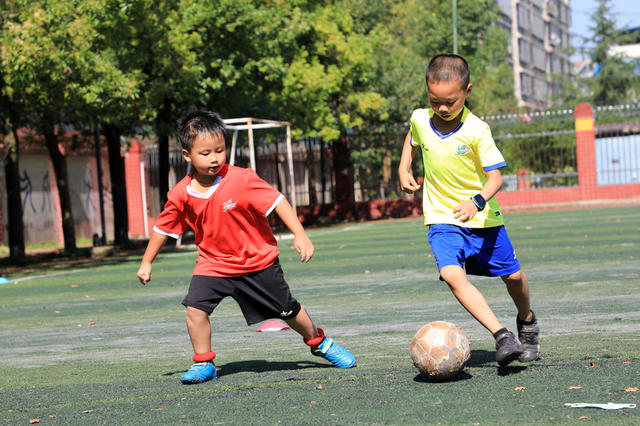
[305, 138, 318, 205]
[332, 134, 357, 220]
[42, 124, 76, 252]
[103, 124, 130, 247]
[2, 118, 25, 258]
[156, 105, 172, 209]
[155, 105, 175, 246]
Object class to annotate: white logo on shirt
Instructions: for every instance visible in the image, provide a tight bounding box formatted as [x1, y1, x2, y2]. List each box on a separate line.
[280, 310, 293, 317]
[455, 144, 470, 156]
[222, 199, 236, 212]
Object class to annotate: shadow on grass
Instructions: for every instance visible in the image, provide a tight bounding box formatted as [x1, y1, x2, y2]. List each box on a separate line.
[467, 349, 529, 376]
[413, 371, 473, 383]
[162, 359, 330, 378]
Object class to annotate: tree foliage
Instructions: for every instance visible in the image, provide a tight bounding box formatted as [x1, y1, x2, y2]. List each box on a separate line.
[1, 0, 519, 249]
[555, 0, 639, 107]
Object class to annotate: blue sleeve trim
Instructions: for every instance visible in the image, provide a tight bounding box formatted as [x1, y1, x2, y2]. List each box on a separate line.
[483, 161, 507, 172]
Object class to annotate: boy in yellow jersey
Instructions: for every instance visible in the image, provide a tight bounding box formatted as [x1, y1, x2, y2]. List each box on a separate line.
[398, 54, 540, 366]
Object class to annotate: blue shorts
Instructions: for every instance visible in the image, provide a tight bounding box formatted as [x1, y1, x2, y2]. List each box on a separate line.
[427, 224, 521, 277]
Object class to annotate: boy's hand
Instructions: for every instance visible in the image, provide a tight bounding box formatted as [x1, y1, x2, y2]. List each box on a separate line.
[293, 233, 314, 263]
[399, 170, 421, 194]
[453, 200, 478, 223]
[137, 263, 152, 285]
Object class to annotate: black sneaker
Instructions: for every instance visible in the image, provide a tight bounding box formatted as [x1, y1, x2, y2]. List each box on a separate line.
[517, 311, 540, 362]
[495, 330, 524, 366]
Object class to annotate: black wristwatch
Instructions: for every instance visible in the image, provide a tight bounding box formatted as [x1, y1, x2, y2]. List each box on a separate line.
[471, 194, 486, 211]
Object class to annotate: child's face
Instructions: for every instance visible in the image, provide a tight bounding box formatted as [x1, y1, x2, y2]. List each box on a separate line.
[427, 79, 472, 122]
[182, 132, 226, 177]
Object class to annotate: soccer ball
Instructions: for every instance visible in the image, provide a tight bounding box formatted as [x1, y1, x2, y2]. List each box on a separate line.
[410, 321, 470, 380]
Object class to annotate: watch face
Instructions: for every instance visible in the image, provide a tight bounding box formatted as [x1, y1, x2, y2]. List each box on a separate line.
[473, 195, 486, 210]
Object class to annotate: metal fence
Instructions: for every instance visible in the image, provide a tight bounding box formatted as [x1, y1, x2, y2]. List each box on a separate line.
[593, 104, 640, 186]
[484, 109, 578, 191]
[144, 103, 640, 212]
[145, 136, 335, 217]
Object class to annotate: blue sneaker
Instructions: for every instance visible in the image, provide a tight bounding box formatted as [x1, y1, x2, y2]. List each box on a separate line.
[180, 361, 217, 384]
[311, 337, 356, 368]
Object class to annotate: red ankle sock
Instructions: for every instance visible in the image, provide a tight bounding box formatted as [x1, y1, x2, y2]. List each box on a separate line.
[304, 328, 325, 349]
[192, 351, 216, 362]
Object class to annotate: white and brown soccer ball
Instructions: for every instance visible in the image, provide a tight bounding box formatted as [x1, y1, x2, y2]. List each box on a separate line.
[410, 321, 470, 379]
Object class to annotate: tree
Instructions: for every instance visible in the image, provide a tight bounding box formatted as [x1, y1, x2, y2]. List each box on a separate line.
[0, 112, 25, 258]
[588, 0, 638, 105]
[0, 1, 25, 258]
[1, 0, 140, 251]
[121, 0, 212, 209]
[556, 0, 639, 107]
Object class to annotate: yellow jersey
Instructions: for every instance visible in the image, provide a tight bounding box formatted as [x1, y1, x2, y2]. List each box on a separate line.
[410, 107, 506, 228]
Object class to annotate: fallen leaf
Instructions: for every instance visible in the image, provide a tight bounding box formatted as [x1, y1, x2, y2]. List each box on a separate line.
[514, 386, 526, 391]
[569, 386, 583, 390]
[82, 410, 94, 414]
[624, 361, 632, 365]
[310, 401, 317, 405]
[88, 322, 96, 326]
[623, 387, 638, 393]
[151, 408, 163, 412]
[54, 310, 61, 314]
[588, 362, 596, 368]
[48, 415, 56, 418]
[71, 284, 78, 287]
[364, 270, 370, 274]
[29, 419, 40, 424]
[316, 384, 323, 390]
[578, 416, 589, 420]
[84, 295, 90, 298]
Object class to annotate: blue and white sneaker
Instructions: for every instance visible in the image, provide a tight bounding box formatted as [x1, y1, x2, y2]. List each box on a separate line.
[311, 337, 356, 368]
[180, 361, 217, 384]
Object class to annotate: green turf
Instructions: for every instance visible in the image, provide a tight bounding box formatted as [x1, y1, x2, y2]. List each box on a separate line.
[1, 206, 639, 424]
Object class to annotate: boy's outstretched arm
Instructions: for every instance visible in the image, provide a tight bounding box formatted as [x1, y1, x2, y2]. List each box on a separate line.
[137, 232, 169, 284]
[398, 131, 421, 194]
[274, 198, 314, 263]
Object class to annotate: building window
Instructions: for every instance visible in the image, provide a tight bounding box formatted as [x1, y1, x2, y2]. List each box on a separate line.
[550, 53, 562, 74]
[532, 15, 545, 40]
[519, 38, 531, 64]
[549, 22, 560, 46]
[533, 77, 548, 101]
[520, 73, 533, 96]
[517, 4, 530, 30]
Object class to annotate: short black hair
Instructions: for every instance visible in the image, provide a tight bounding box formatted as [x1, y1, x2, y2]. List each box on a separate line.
[177, 110, 226, 151]
[425, 54, 470, 88]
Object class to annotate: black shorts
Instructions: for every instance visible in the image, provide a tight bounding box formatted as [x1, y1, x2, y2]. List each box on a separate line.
[182, 260, 301, 325]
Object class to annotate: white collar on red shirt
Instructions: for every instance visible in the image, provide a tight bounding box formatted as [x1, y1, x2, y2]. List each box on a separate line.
[186, 174, 222, 199]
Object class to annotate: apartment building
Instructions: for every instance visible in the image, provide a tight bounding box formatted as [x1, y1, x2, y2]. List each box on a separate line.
[495, 0, 573, 110]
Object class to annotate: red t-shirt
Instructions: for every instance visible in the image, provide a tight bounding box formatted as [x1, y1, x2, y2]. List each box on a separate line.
[153, 164, 284, 277]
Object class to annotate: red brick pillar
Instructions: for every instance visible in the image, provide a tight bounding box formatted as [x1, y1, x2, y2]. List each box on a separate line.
[125, 141, 149, 238]
[574, 103, 597, 200]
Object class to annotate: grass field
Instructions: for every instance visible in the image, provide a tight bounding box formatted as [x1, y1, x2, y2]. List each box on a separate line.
[1, 206, 639, 424]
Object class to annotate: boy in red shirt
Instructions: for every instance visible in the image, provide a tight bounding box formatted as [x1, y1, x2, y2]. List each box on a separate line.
[137, 111, 356, 384]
